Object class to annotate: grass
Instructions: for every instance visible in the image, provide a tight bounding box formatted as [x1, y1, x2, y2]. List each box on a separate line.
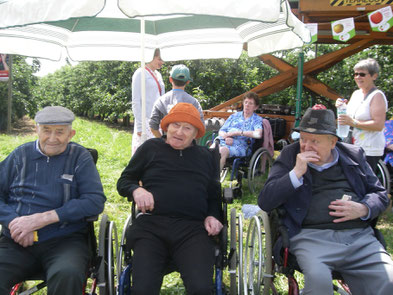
[1, 117, 393, 294]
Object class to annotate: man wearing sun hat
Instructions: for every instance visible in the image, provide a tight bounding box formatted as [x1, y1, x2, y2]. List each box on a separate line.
[0, 106, 105, 294]
[118, 103, 222, 294]
[149, 64, 204, 138]
[259, 106, 393, 294]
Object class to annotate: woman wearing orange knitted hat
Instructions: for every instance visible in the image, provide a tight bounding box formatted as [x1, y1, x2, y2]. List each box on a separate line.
[117, 103, 222, 294]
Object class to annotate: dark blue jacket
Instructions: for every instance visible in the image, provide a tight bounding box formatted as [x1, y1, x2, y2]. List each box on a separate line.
[258, 141, 388, 239]
[0, 141, 106, 242]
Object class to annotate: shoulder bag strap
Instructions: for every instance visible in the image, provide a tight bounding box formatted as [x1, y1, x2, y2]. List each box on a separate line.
[145, 66, 163, 95]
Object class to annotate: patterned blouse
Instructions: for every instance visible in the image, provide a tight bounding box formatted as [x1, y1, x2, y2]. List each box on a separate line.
[219, 111, 263, 157]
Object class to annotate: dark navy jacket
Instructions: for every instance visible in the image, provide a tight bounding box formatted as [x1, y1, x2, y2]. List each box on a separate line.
[0, 141, 106, 242]
[258, 141, 388, 239]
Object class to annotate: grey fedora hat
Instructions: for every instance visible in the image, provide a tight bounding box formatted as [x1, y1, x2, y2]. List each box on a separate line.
[293, 108, 339, 138]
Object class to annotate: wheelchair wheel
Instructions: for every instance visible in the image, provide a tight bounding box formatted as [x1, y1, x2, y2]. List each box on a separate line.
[244, 211, 272, 295]
[117, 215, 132, 280]
[230, 208, 244, 295]
[376, 159, 391, 195]
[98, 214, 119, 295]
[248, 148, 273, 195]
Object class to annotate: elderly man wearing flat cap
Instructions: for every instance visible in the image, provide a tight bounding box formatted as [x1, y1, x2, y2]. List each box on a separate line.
[259, 107, 393, 294]
[117, 103, 223, 294]
[0, 106, 106, 294]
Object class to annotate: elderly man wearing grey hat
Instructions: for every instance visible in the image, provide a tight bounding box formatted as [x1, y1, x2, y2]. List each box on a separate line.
[259, 107, 393, 294]
[149, 64, 204, 139]
[0, 106, 106, 294]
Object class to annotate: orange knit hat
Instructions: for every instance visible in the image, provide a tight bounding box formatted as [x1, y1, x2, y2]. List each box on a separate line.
[160, 103, 205, 138]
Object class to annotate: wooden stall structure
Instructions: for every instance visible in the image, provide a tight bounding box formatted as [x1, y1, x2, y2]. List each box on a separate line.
[204, 0, 393, 140]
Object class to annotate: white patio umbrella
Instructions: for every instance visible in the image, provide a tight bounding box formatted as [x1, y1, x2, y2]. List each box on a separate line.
[0, 0, 310, 140]
[0, 0, 309, 61]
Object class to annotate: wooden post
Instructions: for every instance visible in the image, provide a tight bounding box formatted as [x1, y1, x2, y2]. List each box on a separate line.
[6, 54, 12, 133]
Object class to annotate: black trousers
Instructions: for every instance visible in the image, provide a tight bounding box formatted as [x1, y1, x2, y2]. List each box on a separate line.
[0, 230, 89, 295]
[127, 215, 215, 295]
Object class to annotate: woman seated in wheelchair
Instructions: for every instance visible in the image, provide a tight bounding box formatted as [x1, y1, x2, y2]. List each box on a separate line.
[117, 103, 223, 294]
[215, 91, 263, 170]
[259, 106, 393, 294]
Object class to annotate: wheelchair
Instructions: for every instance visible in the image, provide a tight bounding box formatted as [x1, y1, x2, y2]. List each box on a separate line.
[8, 148, 119, 295]
[247, 207, 389, 295]
[377, 158, 392, 195]
[116, 145, 245, 294]
[214, 136, 273, 197]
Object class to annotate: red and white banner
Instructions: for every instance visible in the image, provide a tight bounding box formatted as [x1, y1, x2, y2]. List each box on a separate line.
[0, 53, 9, 82]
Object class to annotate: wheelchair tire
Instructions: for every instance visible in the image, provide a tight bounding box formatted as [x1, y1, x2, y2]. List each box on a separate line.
[117, 214, 133, 283]
[98, 215, 118, 295]
[116, 214, 133, 295]
[244, 212, 272, 295]
[229, 208, 244, 295]
[248, 148, 273, 195]
[259, 211, 273, 295]
[376, 159, 391, 195]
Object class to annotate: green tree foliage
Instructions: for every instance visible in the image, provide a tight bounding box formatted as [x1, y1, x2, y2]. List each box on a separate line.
[2, 44, 393, 131]
[0, 56, 38, 131]
[32, 61, 138, 125]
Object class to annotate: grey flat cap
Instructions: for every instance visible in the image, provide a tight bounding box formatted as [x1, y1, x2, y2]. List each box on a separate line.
[34, 106, 75, 125]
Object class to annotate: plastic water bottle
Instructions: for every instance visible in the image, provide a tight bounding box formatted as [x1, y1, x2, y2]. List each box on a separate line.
[337, 99, 350, 138]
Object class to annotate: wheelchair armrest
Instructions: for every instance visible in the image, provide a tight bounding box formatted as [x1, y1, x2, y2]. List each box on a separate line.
[85, 215, 99, 222]
[86, 148, 98, 164]
[223, 187, 234, 204]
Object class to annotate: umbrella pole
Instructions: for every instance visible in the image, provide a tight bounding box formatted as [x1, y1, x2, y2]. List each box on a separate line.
[7, 55, 12, 133]
[140, 18, 147, 142]
[294, 51, 304, 127]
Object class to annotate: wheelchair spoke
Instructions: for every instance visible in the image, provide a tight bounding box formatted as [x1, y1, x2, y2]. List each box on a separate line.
[248, 148, 273, 195]
[244, 212, 273, 295]
[229, 208, 245, 295]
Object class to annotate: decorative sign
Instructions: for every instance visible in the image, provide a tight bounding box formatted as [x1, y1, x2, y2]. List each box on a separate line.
[331, 18, 356, 42]
[305, 23, 318, 44]
[331, 0, 393, 6]
[368, 6, 393, 32]
[0, 53, 9, 82]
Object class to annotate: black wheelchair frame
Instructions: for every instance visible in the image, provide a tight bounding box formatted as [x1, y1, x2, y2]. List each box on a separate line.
[209, 133, 273, 198]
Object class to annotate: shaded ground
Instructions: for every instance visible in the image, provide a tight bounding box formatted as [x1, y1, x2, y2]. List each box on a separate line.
[9, 116, 36, 135]
[4, 116, 133, 135]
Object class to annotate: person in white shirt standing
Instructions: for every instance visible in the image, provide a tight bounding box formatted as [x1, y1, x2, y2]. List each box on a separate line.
[336, 58, 387, 172]
[131, 49, 165, 155]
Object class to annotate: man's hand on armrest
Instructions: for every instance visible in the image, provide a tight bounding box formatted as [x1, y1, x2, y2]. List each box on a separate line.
[204, 216, 223, 236]
[8, 210, 60, 247]
[133, 187, 155, 213]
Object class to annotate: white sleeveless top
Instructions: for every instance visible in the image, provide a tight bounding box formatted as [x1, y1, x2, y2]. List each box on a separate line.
[347, 88, 388, 156]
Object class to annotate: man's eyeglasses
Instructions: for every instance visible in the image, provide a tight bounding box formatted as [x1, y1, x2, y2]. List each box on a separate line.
[354, 72, 368, 77]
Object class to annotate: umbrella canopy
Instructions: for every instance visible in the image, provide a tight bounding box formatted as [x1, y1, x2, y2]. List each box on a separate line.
[0, 0, 310, 61]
